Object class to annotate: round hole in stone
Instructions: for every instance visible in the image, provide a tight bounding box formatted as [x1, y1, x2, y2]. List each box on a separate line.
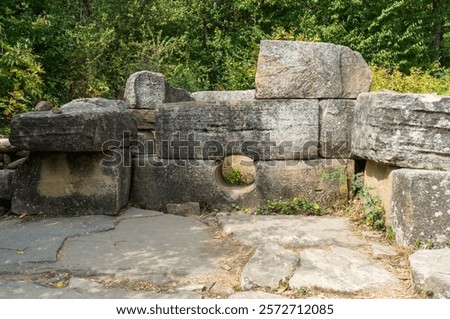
[220, 155, 256, 186]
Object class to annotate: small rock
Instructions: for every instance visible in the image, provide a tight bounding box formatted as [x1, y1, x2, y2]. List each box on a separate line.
[0, 139, 17, 153]
[166, 202, 201, 216]
[229, 291, 288, 299]
[3, 154, 11, 167]
[362, 231, 383, 239]
[16, 150, 29, 158]
[371, 242, 397, 259]
[220, 264, 232, 271]
[51, 107, 63, 114]
[34, 100, 53, 111]
[7, 158, 26, 169]
[176, 284, 206, 292]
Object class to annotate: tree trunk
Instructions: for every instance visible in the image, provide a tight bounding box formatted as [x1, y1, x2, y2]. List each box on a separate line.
[81, 0, 91, 18]
[432, 0, 443, 63]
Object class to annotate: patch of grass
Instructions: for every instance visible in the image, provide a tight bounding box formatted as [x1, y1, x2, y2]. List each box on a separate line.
[447, 240, 450, 248]
[224, 168, 243, 185]
[386, 226, 395, 242]
[256, 197, 322, 216]
[426, 240, 434, 250]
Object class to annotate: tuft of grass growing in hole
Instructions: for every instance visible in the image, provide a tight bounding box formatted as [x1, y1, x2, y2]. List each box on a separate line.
[224, 168, 243, 185]
[256, 197, 322, 216]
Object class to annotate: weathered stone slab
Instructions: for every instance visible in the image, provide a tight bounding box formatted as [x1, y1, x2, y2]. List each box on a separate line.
[409, 249, 450, 299]
[129, 109, 156, 130]
[391, 169, 450, 248]
[241, 243, 299, 290]
[131, 156, 354, 211]
[124, 71, 194, 109]
[371, 243, 397, 260]
[289, 246, 400, 292]
[218, 215, 363, 248]
[11, 150, 131, 216]
[319, 99, 355, 158]
[352, 92, 450, 171]
[9, 98, 137, 152]
[255, 41, 371, 99]
[363, 161, 399, 226]
[156, 99, 319, 160]
[59, 213, 226, 283]
[0, 215, 115, 266]
[193, 90, 255, 101]
[0, 169, 14, 200]
[131, 131, 155, 156]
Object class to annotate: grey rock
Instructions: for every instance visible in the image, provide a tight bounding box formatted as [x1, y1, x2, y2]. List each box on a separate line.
[0, 138, 17, 153]
[0, 215, 115, 266]
[219, 215, 363, 248]
[156, 99, 319, 160]
[391, 169, 450, 248]
[3, 153, 11, 166]
[352, 92, 450, 171]
[229, 291, 288, 299]
[241, 243, 299, 290]
[319, 99, 355, 158]
[34, 100, 53, 111]
[16, 150, 30, 158]
[193, 90, 255, 101]
[255, 41, 371, 99]
[116, 207, 164, 221]
[10, 98, 137, 152]
[6, 157, 26, 169]
[11, 150, 131, 216]
[59, 213, 226, 283]
[289, 246, 400, 292]
[129, 109, 156, 130]
[131, 131, 155, 156]
[176, 284, 206, 292]
[0, 169, 14, 200]
[371, 243, 397, 259]
[166, 202, 201, 216]
[409, 249, 450, 298]
[131, 155, 354, 211]
[124, 71, 194, 109]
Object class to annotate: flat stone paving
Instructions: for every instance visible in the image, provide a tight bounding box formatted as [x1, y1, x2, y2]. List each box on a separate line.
[0, 208, 445, 299]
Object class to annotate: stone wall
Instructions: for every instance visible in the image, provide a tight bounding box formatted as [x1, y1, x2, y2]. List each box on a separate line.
[2, 40, 449, 250]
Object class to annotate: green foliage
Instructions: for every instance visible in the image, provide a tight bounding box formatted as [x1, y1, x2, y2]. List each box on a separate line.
[319, 168, 347, 184]
[371, 65, 450, 95]
[224, 168, 243, 186]
[0, 40, 44, 123]
[386, 226, 395, 242]
[256, 197, 322, 216]
[1, 0, 449, 127]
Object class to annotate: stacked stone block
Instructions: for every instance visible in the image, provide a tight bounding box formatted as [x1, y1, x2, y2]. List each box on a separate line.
[8, 98, 137, 216]
[124, 71, 194, 156]
[352, 92, 450, 248]
[131, 40, 372, 211]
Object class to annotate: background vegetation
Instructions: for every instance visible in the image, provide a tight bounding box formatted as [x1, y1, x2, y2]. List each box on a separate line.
[1, 0, 449, 132]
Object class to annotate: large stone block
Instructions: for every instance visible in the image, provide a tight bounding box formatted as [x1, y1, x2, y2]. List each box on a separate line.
[255, 41, 372, 99]
[124, 71, 194, 109]
[391, 169, 450, 248]
[130, 156, 353, 211]
[156, 100, 319, 160]
[9, 98, 137, 152]
[363, 161, 399, 226]
[129, 109, 156, 130]
[0, 169, 14, 200]
[11, 150, 131, 216]
[319, 99, 355, 158]
[352, 92, 450, 171]
[192, 90, 255, 101]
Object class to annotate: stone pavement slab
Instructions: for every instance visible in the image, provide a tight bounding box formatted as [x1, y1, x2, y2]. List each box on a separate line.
[218, 215, 364, 248]
[59, 213, 226, 283]
[409, 249, 450, 298]
[0, 216, 115, 266]
[289, 246, 400, 292]
[241, 243, 298, 290]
